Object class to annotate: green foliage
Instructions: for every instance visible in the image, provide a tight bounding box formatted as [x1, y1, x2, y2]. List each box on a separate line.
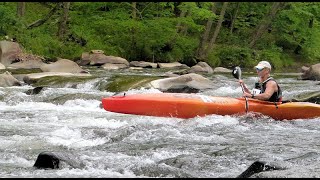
[0, 2, 319, 69]
[207, 45, 254, 68]
[273, 2, 320, 62]
[299, 27, 320, 63]
[0, 3, 19, 35]
[257, 47, 294, 71]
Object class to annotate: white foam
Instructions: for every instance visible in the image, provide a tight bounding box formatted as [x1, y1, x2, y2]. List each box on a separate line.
[45, 126, 109, 148]
[69, 118, 128, 129]
[63, 99, 102, 110]
[0, 154, 33, 167]
[192, 115, 240, 126]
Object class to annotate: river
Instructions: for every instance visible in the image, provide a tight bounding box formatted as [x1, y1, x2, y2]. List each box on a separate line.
[0, 67, 319, 178]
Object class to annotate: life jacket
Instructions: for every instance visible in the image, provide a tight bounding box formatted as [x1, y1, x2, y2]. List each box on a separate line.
[255, 77, 282, 102]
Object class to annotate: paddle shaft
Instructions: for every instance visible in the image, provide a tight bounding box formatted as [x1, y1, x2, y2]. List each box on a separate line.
[240, 80, 249, 113]
[233, 66, 249, 113]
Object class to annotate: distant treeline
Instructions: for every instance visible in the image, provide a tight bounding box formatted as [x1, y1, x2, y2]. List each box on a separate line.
[1, 2, 320, 70]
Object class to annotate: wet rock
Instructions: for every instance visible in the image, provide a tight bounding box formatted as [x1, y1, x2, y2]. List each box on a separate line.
[102, 75, 160, 92]
[40, 59, 88, 73]
[7, 59, 45, 70]
[148, 73, 214, 93]
[23, 72, 92, 85]
[34, 152, 60, 169]
[188, 62, 213, 74]
[0, 71, 22, 87]
[87, 53, 129, 66]
[213, 67, 232, 73]
[0, 40, 22, 66]
[237, 161, 282, 178]
[33, 151, 84, 169]
[130, 61, 157, 68]
[289, 91, 320, 104]
[300, 63, 320, 81]
[157, 62, 189, 69]
[25, 86, 44, 95]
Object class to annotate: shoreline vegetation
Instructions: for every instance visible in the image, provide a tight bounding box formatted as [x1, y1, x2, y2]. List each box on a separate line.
[1, 2, 320, 72]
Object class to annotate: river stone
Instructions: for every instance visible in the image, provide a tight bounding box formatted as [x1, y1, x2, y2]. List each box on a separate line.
[40, 59, 88, 73]
[130, 61, 157, 68]
[148, 73, 214, 93]
[33, 151, 84, 169]
[103, 75, 160, 92]
[7, 59, 45, 69]
[213, 67, 232, 73]
[237, 161, 283, 178]
[23, 72, 92, 84]
[25, 86, 44, 95]
[0, 40, 22, 66]
[0, 71, 22, 87]
[188, 62, 213, 74]
[89, 54, 129, 66]
[157, 62, 189, 69]
[300, 63, 320, 81]
[290, 90, 320, 103]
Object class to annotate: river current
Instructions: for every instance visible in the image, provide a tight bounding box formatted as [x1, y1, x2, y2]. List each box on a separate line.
[0, 67, 319, 178]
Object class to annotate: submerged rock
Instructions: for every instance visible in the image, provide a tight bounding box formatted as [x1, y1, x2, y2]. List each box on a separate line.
[33, 151, 84, 169]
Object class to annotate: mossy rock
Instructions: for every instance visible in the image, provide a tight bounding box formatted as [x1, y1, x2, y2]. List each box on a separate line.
[44, 93, 103, 105]
[291, 91, 320, 104]
[101, 75, 161, 92]
[32, 75, 96, 88]
[0, 68, 43, 74]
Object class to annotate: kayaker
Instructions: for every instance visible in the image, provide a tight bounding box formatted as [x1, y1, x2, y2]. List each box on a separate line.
[239, 61, 282, 102]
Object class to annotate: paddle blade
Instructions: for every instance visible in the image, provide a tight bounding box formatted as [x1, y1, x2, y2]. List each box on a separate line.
[232, 66, 242, 80]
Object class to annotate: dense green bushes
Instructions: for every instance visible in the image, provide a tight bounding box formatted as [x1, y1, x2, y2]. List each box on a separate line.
[0, 2, 319, 71]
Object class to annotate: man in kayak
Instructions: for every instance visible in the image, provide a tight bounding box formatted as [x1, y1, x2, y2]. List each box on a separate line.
[239, 61, 282, 102]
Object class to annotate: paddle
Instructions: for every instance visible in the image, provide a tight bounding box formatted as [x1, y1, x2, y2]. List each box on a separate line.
[232, 66, 249, 113]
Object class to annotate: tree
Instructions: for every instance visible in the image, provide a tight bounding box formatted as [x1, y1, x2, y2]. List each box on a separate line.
[229, 2, 240, 35]
[17, 2, 25, 18]
[249, 2, 286, 48]
[58, 2, 71, 39]
[196, 2, 217, 60]
[203, 2, 228, 59]
[27, 3, 60, 29]
[130, 2, 138, 60]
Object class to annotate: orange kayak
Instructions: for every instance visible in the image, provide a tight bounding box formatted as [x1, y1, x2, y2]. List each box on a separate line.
[101, 93, 320, 120]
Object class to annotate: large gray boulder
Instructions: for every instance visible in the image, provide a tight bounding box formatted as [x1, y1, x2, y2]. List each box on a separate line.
[40, 59, 88, 73]
[23, 72, 91, 84]
[130, 61, 157, 68]
[7, 53, 45, 69]
[157, 62, 189, 69]
[300, 63, 320, 81]
[188, 62, 213, 74]
[147, 73, 214, 93]
[0, 71, 22, 87]
[0, 40, 22, 66]
[80, 51, 129, 67]
[90, 54, 129, 66]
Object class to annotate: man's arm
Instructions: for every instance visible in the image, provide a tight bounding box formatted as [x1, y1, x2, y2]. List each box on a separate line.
[253, 81, 278, 100]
